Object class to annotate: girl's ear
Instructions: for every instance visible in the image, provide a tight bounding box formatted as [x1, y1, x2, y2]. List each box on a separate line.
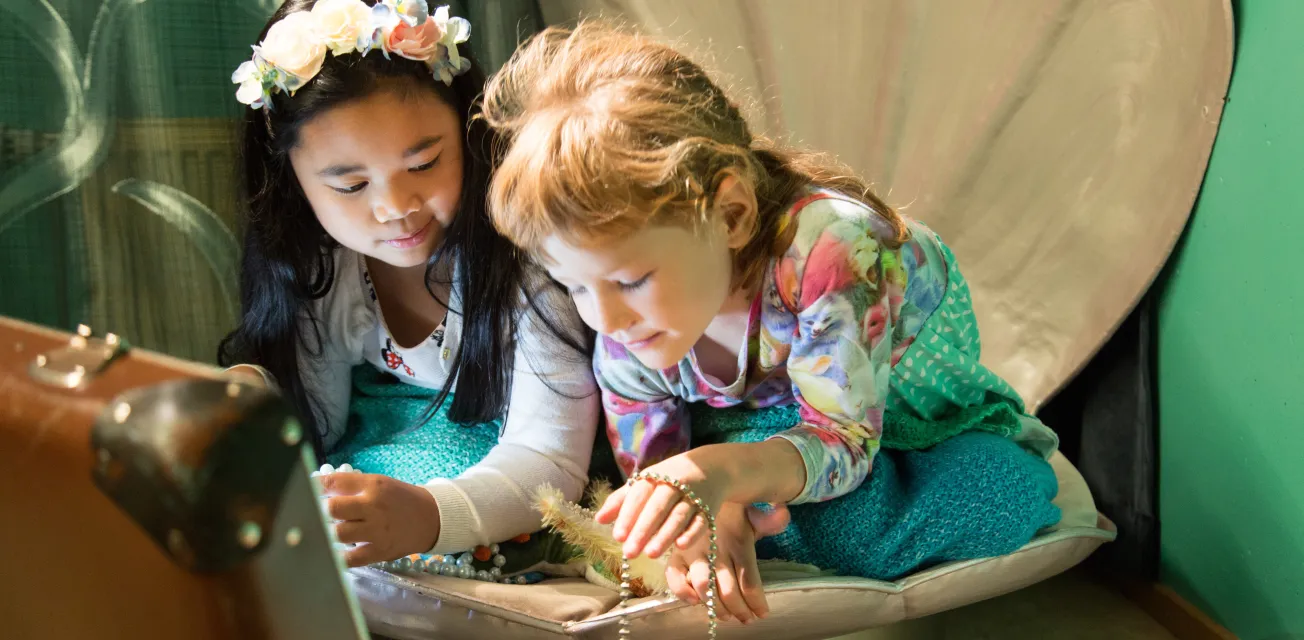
[713, 171, 758, 250]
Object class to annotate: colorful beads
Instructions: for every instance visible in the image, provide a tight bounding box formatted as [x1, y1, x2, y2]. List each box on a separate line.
[323, 463, 532, 587]
[373, 545, 514, 584]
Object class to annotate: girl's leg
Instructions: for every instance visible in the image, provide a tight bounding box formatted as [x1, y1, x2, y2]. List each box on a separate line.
[757, 431, 1061, 580]
[327, 365, 501, 483]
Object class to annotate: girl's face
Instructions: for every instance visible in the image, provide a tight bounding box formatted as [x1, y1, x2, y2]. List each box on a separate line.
[289, 86, 464, 269]
[541, 172, 757, 370]
[542, 223, 735, 369]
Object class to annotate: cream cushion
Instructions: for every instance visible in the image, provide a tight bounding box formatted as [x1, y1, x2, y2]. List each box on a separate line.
[350, 452, 1114, 640]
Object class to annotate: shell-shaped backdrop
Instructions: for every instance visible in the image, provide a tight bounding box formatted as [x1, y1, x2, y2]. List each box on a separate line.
[542, 0, 1233, 410]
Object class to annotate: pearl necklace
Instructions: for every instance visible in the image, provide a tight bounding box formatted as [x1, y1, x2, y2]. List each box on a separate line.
[375, 546, 545, 585]
[316, 464, 720, 637]
[620, 472, 718, 639]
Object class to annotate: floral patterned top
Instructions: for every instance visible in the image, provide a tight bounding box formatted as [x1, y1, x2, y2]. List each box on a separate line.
[595, 190, 952, 504]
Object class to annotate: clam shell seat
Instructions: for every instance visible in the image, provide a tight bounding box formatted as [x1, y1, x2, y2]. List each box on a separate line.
[354, 453, 1112, 640]
[350, 1, 1232, 637]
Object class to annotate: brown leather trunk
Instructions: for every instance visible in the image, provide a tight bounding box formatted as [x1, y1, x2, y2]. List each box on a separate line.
[0, 316, 366, 640]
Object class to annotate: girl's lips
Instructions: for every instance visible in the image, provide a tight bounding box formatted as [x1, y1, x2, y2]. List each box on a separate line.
[386, 220, 433, 249]
[622, 332, 663, 350]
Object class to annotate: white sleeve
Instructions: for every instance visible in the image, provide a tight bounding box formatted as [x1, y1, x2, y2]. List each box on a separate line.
[423, 282, 599, 553]
[297, 253, 369, 451]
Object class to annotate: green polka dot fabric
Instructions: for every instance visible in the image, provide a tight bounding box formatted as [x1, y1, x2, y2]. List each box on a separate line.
[886, 242, 1059, 457]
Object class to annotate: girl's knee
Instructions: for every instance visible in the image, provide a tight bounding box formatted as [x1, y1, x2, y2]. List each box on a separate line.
[919, 433, 1060, 535]
[930, 432, 1056, 497]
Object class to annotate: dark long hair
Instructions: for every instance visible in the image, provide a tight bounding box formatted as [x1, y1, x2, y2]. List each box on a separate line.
[218, 0, 582, 453]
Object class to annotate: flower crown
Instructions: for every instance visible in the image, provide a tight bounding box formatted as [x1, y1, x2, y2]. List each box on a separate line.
[232, 0, 471, 109]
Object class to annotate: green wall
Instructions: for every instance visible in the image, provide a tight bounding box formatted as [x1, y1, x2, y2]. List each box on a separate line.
[1158, 3, 1304, 639]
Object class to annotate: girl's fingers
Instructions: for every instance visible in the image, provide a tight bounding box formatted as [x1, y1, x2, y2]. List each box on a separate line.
[676, 512, 708, 549]
[316, 471, 366, 496]
[325, 494, 369, 521]
[343, 542, 391, 568]
[595, 485, 628, 524]
[623, 483, 686, 558]
[688, 557, 729, 622]
[737, 551, 770, 619]
[612, 480, 655, 542]
[333, 519, 372, 545]
[746, 504, 791, 539]
[665, 557, 698, 605]
[644, 500, 696, 558]
[714, 557, 753, 624]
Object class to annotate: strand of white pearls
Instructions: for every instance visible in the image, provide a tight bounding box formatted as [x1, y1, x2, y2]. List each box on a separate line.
[621, 472, 718, 639]
[311, 462, 356, 477]
[375, 546, 526, 584]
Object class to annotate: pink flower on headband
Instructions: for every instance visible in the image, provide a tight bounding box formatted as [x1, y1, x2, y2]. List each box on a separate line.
[233, 1, 473, 109]
[386, 15, 441, 62]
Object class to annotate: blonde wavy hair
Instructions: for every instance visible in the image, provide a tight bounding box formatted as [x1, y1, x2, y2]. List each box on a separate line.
[482, 21, 907, 291]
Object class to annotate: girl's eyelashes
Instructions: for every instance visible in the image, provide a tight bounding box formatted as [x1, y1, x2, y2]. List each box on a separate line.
[327, 155, 440, 194]
[331, 182, 367, 194]
[411, 155, 441, 172]
[558, 270, 653, 295]
[618, 271, 654, 291]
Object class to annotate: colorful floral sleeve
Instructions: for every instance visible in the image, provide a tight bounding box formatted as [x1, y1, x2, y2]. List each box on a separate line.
[592, 336, 691, 479]
[768, 202, 905, 504]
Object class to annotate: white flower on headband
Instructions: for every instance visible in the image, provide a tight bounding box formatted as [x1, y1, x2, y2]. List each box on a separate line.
[393, 0, 430, 25]
[257, 12, 326, 89]
[312, 0, 372, 55]
[432, 5, 471, 84]
[232, 0, 473, 110]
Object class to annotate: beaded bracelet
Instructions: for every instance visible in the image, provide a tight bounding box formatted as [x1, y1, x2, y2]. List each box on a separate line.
[619, 472, 718, 639]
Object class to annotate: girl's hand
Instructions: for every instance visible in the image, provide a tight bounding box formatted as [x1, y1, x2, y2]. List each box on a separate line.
[746, 503, 791, 539]
[597, 449, 732, 559]
[317, 473, 441, 567]
[665, 502, 769, 624]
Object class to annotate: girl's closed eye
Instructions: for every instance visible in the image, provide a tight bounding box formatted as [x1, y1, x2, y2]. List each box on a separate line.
[328, 155, 439, 194]
[332, 182, 368, 194]
[411, 154, 441, 172]
[619, 271, 654, 291]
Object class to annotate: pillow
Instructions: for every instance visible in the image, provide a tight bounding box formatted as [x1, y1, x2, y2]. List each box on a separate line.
[350, 452, 1115, 640]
